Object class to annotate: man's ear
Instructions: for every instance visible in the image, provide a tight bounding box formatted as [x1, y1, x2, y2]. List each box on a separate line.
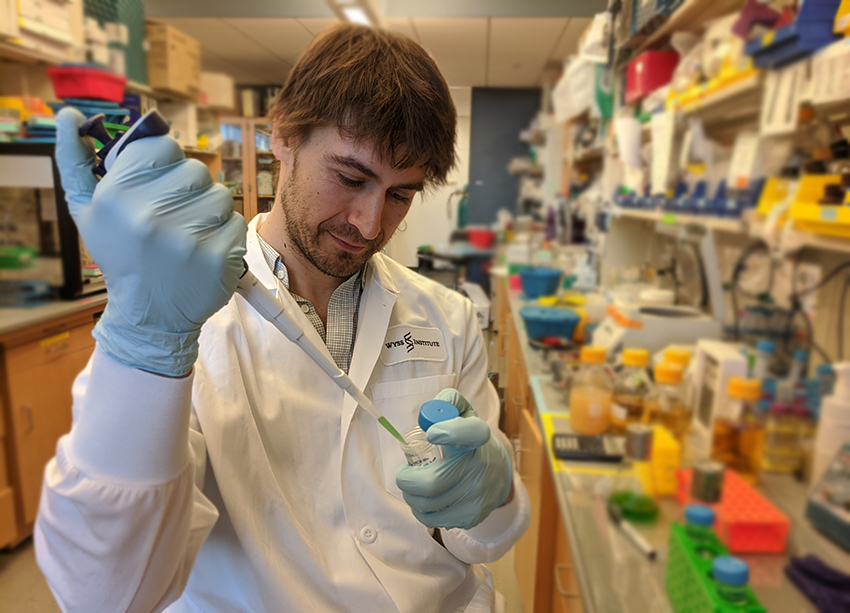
[272, 125, 293, 165]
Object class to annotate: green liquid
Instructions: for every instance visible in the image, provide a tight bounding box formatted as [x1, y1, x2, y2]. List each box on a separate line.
[379, 416, 407, 444]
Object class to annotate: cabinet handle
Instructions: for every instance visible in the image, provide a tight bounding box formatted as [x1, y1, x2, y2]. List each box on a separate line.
[46, 342, 70, 354]
[514, 448, 522, 475]
[555, 565, 580, 599]
[23, 405, 34, 434]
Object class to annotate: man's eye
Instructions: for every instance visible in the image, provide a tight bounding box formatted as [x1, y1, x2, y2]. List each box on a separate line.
[391, 192, 413, 204]
[337, 173, 364, 188]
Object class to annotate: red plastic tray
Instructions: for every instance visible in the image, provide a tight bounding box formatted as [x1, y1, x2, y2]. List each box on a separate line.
[47, 66, 127, 103]
[676, 468, 790, 554]
[625, 50, 679, 105]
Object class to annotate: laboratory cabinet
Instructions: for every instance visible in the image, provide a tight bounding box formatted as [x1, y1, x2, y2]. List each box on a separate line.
[220, 118, 275, 222]
[0, 304, 101, 547]
[505, 315, 529, 441]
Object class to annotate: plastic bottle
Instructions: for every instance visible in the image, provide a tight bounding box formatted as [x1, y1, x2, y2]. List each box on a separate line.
[569, 346, 613, 435]
[644, 363, 690, 445]
[713, 556, 750, 605]
[711, 378, 766, 485]
[777, 350, 807, 404]
[685, 504, 716, 550]
[611, 348, 652, 435]
[762, 403, 805, 474]
[811, 363, 850, 485]
[664, 347, 693, 409]
[752, 339, 775, 381]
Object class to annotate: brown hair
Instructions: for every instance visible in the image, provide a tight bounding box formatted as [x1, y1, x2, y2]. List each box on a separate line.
[270, 23, 456, 187]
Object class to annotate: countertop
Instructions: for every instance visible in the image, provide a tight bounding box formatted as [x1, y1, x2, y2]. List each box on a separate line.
[0, 293, 107, 338]
[507, 287, 850, 613]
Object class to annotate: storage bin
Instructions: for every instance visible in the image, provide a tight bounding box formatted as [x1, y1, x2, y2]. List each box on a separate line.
[625, 50, 680, 104]
[200, 72, 235, 109]
[519, 307, 580, 340]
[466, 228, 496, 249]
[519, 268, 561, 298]
[745, 0, 842, 68]
[47, 64, 127, 103]
[788, 174, 850, 238]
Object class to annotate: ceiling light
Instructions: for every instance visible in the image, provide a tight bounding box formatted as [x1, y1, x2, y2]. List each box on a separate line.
[342, 7, 371, 26]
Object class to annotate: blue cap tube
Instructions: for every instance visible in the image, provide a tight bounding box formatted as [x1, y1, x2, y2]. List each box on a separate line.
[419, 399, 460, 432]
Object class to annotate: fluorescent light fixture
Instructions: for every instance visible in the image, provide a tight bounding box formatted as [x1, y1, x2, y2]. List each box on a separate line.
[334, 0, 356, 4]
[342, 6, 371, 25]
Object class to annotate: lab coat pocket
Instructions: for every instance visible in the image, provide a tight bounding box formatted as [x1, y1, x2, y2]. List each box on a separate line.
[371, 373, 456, 501]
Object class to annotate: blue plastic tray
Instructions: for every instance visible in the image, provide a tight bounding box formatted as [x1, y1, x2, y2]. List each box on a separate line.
[520, 306, 581, 340]
[745, 0, 841, 68]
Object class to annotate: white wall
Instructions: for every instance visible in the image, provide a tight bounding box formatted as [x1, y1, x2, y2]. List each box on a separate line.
[384, 89, 472, 267]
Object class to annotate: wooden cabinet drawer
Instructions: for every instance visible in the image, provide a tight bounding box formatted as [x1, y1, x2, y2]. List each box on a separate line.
[0, 486, 18, 548]
[6, 321, 95, 375]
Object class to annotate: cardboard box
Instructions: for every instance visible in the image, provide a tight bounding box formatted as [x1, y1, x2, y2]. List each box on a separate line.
[146, 22, 200, 101]
[200, 71, 235, 109]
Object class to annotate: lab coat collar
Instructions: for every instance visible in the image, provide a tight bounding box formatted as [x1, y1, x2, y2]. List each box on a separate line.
[244, 213, 277, 292]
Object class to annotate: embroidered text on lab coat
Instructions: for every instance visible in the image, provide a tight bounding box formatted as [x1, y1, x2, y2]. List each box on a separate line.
[381, 324, 448, 365]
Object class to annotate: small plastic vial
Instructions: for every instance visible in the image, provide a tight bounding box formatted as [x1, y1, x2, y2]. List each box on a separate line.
[684, 504, 716, 545]
[401, 426, 441, 467]
[399, 399, 460, 467]
[713, 556, 750, 604]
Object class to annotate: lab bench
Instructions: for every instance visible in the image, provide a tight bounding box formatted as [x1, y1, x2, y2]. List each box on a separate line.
[0, 295, 105, 548]
[500, 285, 850, 613]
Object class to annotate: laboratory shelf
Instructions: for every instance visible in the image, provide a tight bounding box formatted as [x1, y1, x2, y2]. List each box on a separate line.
[0, 40, 63, 65]
[678, 72, 763, 133]
[613, 207, 747, 233]
[125, 79, 155, 96]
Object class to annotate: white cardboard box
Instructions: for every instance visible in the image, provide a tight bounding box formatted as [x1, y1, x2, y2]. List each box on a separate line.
[200, 72, 235, 109]
[157, 101, 198, 149]
[460, 282, 491, 330]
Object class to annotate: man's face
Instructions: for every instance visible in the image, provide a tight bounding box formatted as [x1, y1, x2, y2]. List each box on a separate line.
[276, 126, 426, 279]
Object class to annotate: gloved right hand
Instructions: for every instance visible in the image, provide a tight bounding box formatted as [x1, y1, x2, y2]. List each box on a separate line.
[55, 107, 247, 376]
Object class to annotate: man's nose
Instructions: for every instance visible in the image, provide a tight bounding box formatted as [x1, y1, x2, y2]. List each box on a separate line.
[348, 191, 384, 241]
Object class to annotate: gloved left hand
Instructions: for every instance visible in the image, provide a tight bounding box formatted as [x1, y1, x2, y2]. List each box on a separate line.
[395, 389, 513, 530]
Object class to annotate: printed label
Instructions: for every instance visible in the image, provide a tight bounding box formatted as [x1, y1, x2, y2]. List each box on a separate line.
[40, 332, 70, 347]
[380, 324, 448, 366]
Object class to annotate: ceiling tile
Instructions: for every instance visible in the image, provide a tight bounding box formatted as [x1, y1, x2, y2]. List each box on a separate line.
[222, 18, 313, 64]
[488, 17, 567, 87]
[550, 17, 592, 62]
[384, 17, 419, 42]
[413, 18, 488, 87]
[295, 18, 339, 36]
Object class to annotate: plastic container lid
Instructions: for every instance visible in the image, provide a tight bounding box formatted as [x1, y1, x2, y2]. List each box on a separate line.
[793, 350, 808, 363]
[712, 556, 749, 586]
[756, 340, 776, 353]
[418, 400, 460, 432]
[655, 362, 684, 384]
[685, 504, 716, 527]
[581, 346, 607, 364]
[728, 377, 761, 401]
[817, 363, 835, 377]
[622, 348, 649, 368]
[664, 348, 692, 368]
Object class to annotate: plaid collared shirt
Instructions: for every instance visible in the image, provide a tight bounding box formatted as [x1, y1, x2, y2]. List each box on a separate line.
[256, 233, 364, 374]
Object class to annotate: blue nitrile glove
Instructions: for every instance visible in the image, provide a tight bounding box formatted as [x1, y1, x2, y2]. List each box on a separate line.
[55, 107, 247, 376]
[395, 389, 513, 530]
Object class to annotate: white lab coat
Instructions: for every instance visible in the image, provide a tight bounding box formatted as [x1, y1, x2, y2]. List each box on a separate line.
[35, 213, 530, 613]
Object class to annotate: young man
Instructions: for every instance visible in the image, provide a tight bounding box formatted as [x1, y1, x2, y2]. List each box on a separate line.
[36, 24, 529, 612]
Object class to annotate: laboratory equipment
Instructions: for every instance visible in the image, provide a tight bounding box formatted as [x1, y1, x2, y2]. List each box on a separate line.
[806, 442, 850, 551]
[235, 267, 406, 444]
[519, 306, 580, 340]
[551, 434, 625, 463]
[569, 346, 613, 435]
[712, 378, 766, 485]
[713, 557, 750, 604]
[752, 339, 775, 380]
[607, 503, 656, 560]
[684, 504, 716, 545]
[611, 348, 652, 435]
[811, 362, 850, 485]
[690, 340, 749, 461]
[608, 424, 659, 521]
[690, 460, 725, 504]
[519, 267, 561, 298]
[762, 404, 806, 474]
[644, 363, 690, 446]
[666, 521, 766, 613]
[402, 399, 461, 466]
[79, 109, 170, 178]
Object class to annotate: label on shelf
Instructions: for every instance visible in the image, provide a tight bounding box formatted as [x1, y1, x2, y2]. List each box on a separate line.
[821, 208, 838, 222]
[727, 132, 762, 190]
[662, 214, 677, 225]
[760, 63, 805, 136]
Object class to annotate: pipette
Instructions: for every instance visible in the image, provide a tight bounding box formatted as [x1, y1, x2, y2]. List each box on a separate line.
[79, 110, 407, 445]
[235, 265, 407, 444]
